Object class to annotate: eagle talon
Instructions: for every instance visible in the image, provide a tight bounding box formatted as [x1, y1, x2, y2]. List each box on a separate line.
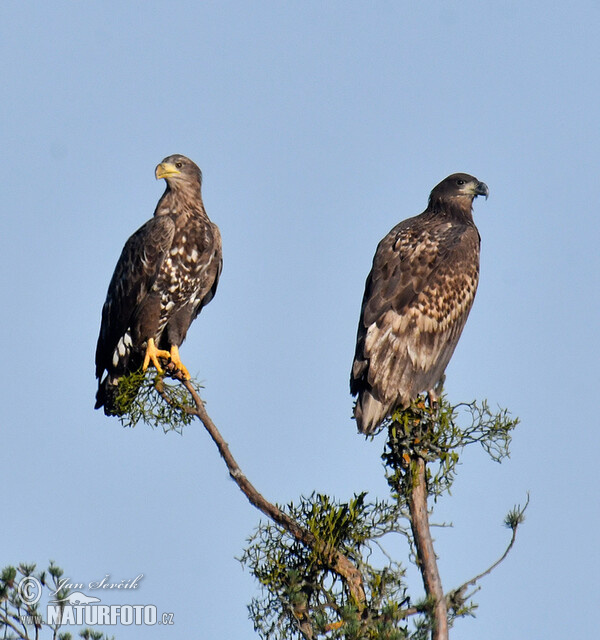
[169, 345, 191, 380]
[142, 338, 171, 374]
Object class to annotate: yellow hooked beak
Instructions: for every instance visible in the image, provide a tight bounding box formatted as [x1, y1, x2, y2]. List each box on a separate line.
[155, 162, 181, 180]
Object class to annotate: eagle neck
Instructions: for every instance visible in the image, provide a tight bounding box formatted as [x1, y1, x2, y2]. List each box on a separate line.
[154, 185, 207, 220]
[428, 198, 475, 225]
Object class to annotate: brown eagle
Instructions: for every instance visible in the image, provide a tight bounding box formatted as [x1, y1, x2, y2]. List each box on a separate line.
[350, 173, 488, 434]
[95, 154, 222, 415]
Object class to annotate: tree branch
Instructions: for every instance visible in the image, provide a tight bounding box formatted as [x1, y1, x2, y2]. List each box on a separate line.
[407, 455, 448, 640]
[0, 611, 28, 640]
[447, 494, 529, 607]
[160, 369, 366, 611]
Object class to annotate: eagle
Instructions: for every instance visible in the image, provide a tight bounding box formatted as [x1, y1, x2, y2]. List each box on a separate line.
[350, 173, 488, 434]
[95, 154, 222, 415]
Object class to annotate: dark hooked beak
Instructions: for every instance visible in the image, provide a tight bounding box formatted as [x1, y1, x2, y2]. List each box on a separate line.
[475, 181, 489, 199]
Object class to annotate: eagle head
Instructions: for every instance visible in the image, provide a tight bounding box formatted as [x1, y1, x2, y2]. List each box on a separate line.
[155, 154, 203, 188]
[428, 173, 488, 212]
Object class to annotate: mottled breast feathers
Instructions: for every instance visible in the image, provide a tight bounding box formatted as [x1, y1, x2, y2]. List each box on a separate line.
[351, 173, 487, 434]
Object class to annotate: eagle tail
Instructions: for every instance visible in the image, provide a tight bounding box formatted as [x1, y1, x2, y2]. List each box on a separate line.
[95, 344, 146, 416]
[95, 376, 120, 416]
[354, 391, 389, 435]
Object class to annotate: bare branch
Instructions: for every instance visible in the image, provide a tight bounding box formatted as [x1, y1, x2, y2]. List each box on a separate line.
[161, 367, 366, 611]
[448, 494, 529, 606]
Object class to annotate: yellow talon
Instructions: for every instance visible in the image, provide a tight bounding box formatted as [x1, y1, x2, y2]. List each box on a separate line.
[169, 345, 191, 379]
[142, 338, 171, 373]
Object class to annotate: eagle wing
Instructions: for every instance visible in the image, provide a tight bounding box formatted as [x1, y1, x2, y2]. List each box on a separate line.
[95, 215, 175, 378]
[351, 215, 480, 405]
[192, 223, 223, 320]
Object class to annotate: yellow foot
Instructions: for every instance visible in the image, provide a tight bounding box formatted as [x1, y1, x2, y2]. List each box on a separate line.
[142, 338, 171, 374]
[169, 345, 191, 379]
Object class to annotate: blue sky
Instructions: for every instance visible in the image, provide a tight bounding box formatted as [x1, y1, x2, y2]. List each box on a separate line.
[1, 2, 599, 638]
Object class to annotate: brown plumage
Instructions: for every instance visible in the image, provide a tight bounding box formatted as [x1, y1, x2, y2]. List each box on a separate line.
[350, 173, 488, 434]
[95, 154, 222, 415]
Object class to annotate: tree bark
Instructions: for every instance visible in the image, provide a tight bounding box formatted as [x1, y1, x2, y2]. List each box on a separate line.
[407, 456, 448, 640]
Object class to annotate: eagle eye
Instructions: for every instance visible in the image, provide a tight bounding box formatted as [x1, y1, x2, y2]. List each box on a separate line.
[175, 161, 183, 169]
[456, 179, 465, 186]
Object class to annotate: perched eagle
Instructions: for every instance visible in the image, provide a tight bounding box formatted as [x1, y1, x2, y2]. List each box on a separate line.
[350, 173, 488, 434]
[95, 154, 222, 415]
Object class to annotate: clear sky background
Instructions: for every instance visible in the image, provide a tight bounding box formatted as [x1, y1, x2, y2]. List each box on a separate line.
[1, 2, 599, 638]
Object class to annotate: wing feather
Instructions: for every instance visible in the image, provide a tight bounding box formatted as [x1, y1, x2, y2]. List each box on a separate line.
[191, 223, 223, 320]
[95, 216, 175, 378]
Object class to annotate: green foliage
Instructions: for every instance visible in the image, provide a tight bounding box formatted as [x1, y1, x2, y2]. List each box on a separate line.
[0, 562, 114, 640]
[240, 494, 411, 640]
[384, 396, 519, 502]
[504, 494, 529, 530]
[114, 369, 195, 432]
[241, 394, 521, 639]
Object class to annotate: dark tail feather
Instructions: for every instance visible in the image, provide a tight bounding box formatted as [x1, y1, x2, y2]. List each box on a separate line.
[95, 376, 122, 416]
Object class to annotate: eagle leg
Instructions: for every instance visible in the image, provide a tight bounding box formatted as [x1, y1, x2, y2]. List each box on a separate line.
[427, 390, 440, 412]
[169, 345, 191, 380]
[142, 338, 171, 374]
